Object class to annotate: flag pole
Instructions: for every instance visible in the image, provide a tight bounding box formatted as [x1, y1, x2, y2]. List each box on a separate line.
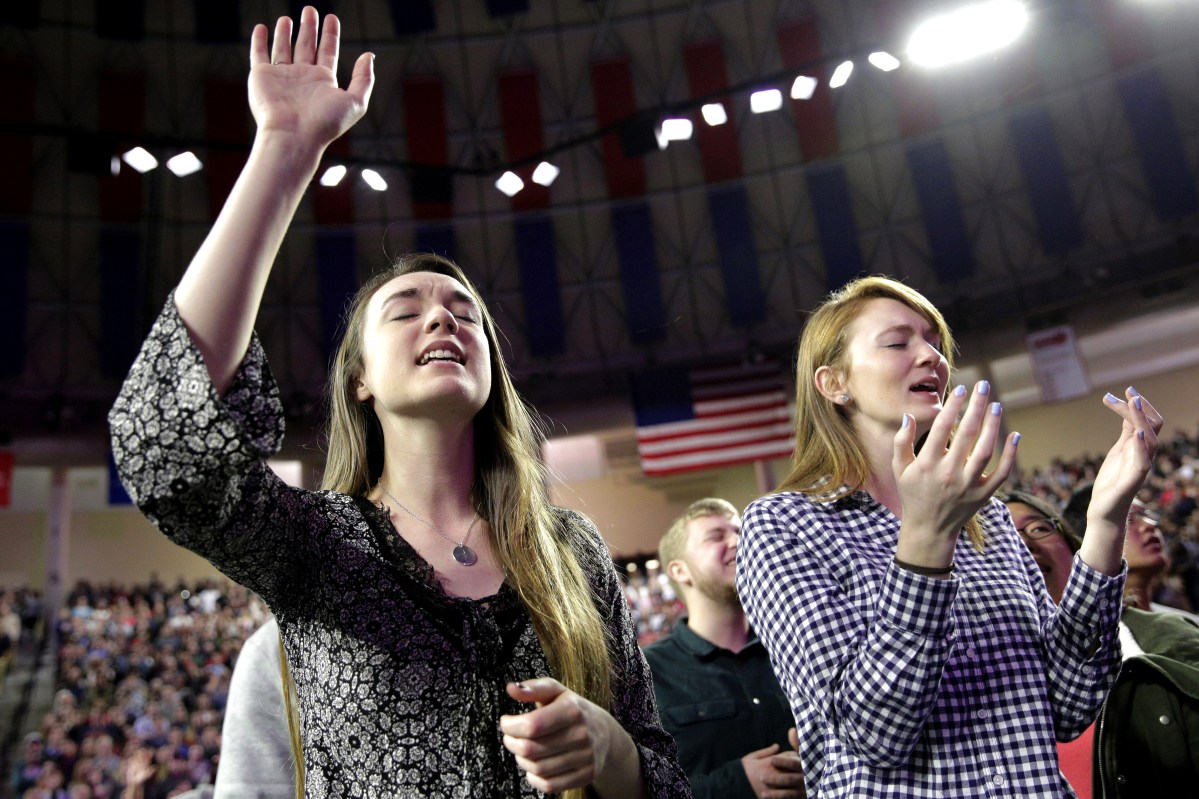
[754, 459, 775, 495]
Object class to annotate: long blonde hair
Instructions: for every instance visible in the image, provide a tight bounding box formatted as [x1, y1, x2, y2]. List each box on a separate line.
[779, 275, 985, 549]
[308, 254, 612, 798]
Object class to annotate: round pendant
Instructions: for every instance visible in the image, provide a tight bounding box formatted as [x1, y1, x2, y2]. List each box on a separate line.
[453, 545, 478, 566]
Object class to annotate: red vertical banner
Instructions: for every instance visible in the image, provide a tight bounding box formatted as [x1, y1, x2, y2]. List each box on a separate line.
[205, 78, 251, 222]
[0, 60, 34, 216]
[98, 71, 145, 223]
[871, 2, 940, 138]
[683, 40, 742, 184]
[590, 58, 647, 199]
[0, 451, 12, 508]
[498, 69, 549, 212]
[402, 75, 452, 220]
[777, 18, 840, 160]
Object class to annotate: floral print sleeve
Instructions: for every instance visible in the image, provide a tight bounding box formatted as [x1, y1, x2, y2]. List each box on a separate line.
[107, 297, 317, 604]
[556, 509, 692, 798]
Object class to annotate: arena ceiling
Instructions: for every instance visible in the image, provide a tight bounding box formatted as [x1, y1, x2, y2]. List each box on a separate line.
[2, 0, 1198, 464]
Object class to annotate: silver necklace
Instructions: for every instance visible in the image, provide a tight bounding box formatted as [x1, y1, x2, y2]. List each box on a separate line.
[380, 487, 479, 566]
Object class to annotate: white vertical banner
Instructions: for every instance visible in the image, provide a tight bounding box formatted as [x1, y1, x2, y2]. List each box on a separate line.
[1026, 325, 1091, 402]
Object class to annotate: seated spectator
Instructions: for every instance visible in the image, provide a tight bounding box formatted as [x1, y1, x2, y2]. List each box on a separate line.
[1001, 489, 1082, 603]
[644, 498, 804, 799]
[212, 618, 293, 799]
[1002, 493, 1199, 798]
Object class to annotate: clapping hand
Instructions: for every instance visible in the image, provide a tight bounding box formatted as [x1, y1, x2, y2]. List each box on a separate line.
[1078, 387, 1162, 574]
[892, 381, 1019, 566]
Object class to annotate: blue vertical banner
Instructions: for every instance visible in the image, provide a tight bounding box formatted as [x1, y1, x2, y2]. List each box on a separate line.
[611, 202, 666, 344]
[1008, 108, 1082, 256]
[415, 224, 457, 262]
[707, 185, 765, 327]
[1116, 70, 1199, 221]
[0, 221, 29, 377]
[805, 164, 864, 291]
[905, 139, 975, 282]
[513, 217, 565, 357]
[316, 232, 359, 363]
[100, 228, 143, 379]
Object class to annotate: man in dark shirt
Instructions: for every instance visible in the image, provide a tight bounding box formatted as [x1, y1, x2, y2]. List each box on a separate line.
[644, 498, 805, 799]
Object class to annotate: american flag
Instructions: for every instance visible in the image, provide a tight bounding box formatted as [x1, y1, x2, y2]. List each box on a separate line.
[631, 362, 795, 476]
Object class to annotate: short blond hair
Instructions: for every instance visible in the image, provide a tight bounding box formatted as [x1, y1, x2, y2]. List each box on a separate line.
[659, 498, 739, 594]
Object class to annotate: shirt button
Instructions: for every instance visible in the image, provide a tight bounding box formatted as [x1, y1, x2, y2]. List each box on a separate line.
[977, 709, 989, 719]
[1159, 715, 1173, 725]
[966, 647, 978, 660]
[752, 697, 761, 705]
[1117, 775, 1127, 785]
[993, 775, 1005, 786]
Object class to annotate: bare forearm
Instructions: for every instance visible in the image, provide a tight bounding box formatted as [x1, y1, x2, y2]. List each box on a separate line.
[174, 130, 324, 394]
[1077, 516, 1124, 576]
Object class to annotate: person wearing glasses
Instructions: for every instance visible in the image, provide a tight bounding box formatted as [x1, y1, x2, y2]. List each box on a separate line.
[1001, 490, 1083, 603]
[1001, 493, 1199, 798]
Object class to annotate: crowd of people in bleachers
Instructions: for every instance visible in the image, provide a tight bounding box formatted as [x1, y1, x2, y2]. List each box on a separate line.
[6, 422, 1198, 797]
[10, 578, 269, 799]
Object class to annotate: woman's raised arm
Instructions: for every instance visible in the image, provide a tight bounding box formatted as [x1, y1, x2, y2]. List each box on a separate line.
[174, 6, 373, 394]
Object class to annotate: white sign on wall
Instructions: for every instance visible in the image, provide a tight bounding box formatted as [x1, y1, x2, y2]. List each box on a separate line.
[1026, 325, 1091, 403]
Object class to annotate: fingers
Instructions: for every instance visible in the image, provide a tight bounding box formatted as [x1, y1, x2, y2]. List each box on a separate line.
[951, 382, 999, 472]
[347, 52, 376, 110]
[270, 15, 293, 65]
[1124, 386, 1164, 435]
[891, 413, 916, 478]
[788, 727, 800, 751]
[317, 13, 341, 72]
[505, 678, 567, 708]
[249, 24, 269, 67]
[769, 751, 805, 773]
[1103, 389, 1158, 450]
[293, 6, 319, 65]
[923, 383, 968, 454]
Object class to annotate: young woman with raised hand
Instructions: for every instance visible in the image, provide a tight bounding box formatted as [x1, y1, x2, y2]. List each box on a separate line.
[108, 8, 688, 798]
[736, 276, 1162, 797]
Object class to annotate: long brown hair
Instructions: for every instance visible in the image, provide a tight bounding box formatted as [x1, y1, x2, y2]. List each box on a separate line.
[315, 254, 612, 798]
[778, 275, 985, 549]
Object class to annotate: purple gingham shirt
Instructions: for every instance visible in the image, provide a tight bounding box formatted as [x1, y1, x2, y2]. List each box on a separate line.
[737, 489, 1125, 798]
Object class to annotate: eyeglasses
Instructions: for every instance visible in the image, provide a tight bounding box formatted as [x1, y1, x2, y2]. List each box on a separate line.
[1017, 517, 1061, 540]
[1128, 509, 1160, 527]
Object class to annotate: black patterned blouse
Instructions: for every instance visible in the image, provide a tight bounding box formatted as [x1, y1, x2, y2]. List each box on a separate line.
[109, 300, 690, 799]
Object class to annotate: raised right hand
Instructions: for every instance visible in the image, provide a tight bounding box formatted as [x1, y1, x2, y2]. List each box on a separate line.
[892, 381, 1019, 566]
[248, 6, 374, 152]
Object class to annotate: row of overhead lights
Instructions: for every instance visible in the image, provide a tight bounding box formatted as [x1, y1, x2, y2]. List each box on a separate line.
[110, 1, 1031, 196]
[488, 0, 1030, 195]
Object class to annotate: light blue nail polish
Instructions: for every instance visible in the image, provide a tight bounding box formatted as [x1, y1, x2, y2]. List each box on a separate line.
[901, 414, 910, 429]
[978, 380, 990, 395]
[1013, 432, 1021, 446]
[1127, 386, 1140, 397]
[954, 385, 967, 397]
[1134, 396, 1143, 411]
[1104, 393, 1119, 404]
[990, 402, 1001, 416]
[1138, 430, 1145, 440]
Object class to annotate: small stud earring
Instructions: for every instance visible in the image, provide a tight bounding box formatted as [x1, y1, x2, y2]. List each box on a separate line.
[839, 394, 851, 404]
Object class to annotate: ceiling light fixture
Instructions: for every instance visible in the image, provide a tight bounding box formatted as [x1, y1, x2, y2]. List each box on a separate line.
[319, 165, 347, 187]
[495, 170, 524, 196]
[790, 76, 818, 100]
[907, 0, 1029, 68]
[749, 89, 784, 114]
[121, 146, 158, 173]
[165, 151, 202, 177]
[361, 168, 387, 191]
[829, 61, 855, 89]
[531, 161, 560, 187]
[701, 103, 728, 126]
